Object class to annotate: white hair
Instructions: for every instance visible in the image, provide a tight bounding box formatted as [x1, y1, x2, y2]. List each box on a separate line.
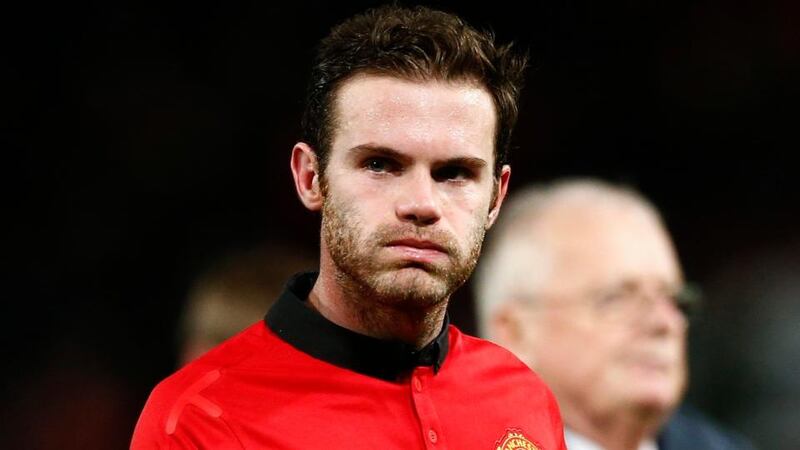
[473, 178, 664, 338]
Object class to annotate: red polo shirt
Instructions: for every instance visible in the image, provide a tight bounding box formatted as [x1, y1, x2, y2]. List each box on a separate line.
[132, 272, 566, 449]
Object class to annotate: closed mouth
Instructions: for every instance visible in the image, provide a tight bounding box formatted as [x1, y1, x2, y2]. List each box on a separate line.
[386, 238, 448, 253]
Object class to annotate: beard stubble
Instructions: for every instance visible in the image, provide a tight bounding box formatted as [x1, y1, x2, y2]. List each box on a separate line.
[321, 191, 487, 312]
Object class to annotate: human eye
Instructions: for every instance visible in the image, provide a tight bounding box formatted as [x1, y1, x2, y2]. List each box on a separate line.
[593, 284, 639, 316]
[595, 290, 629, 310]
[363, 157, 397, 173]
[432, 165, 474, 182]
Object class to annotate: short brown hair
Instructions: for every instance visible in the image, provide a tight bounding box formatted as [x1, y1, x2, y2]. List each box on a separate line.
[301, 4, 527, 176]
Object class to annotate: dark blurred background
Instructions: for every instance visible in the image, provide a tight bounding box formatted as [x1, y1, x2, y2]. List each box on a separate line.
[4, 1, 798, 448]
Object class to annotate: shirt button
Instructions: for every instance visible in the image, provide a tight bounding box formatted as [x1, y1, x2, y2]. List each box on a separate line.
[428, 429, 438, 444]
[413, 377, 423, 392]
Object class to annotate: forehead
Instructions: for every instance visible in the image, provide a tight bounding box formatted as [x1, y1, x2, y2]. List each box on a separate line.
[541, 203, 682, 292]
[330, 74, 497, 160]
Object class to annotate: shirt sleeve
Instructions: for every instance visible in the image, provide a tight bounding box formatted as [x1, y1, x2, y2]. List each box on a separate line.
[131, 387, 245, 450]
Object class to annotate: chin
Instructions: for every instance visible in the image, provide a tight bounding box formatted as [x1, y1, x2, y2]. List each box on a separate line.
[625, 379, 683, 416]
[368, 267, 452, 307]
[628, 359, 685, 398]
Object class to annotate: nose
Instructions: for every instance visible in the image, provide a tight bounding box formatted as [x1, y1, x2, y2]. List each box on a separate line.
[641, 293, 688, 336]
[395, 170, 442, 226]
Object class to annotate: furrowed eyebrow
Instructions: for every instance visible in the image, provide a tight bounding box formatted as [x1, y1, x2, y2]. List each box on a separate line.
[347, 145, 410, 164]
[438, 157, 487, 170]
[348, 144, 488, 169]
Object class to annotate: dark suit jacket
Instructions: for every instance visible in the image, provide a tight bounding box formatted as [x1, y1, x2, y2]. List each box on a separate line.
[658, 405, 756, 450]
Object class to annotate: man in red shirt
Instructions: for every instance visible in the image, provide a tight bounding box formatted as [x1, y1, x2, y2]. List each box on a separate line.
[132, 5, 566, 449]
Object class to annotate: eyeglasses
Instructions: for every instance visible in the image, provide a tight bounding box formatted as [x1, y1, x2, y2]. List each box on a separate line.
[587, 282, 703, 322]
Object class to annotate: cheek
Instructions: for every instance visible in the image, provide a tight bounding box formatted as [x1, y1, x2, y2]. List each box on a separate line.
[555, 322, 626, 376]
[535, 319, 588, 368]
[440, 188, 492, 227]
[326, 176, 385, 215]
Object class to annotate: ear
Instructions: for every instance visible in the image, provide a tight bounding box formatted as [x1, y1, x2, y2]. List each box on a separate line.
[486, 164, 511, 229]
[290, 142, 323, 211]
[491, 300, 535, 364]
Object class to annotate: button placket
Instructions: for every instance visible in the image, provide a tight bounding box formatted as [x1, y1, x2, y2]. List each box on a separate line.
[410, 367, 447, 449]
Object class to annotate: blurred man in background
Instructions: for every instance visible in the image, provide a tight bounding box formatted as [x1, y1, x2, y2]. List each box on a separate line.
[178, 243, 315, 365]
[475, 178, 754, 450]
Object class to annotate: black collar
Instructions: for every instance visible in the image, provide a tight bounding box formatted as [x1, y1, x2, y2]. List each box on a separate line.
[265, 271, 450, 381]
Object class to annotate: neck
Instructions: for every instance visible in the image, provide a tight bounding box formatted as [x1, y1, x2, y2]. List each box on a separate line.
[563, 403, 665, 450]
[309, 258, 449, 349]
